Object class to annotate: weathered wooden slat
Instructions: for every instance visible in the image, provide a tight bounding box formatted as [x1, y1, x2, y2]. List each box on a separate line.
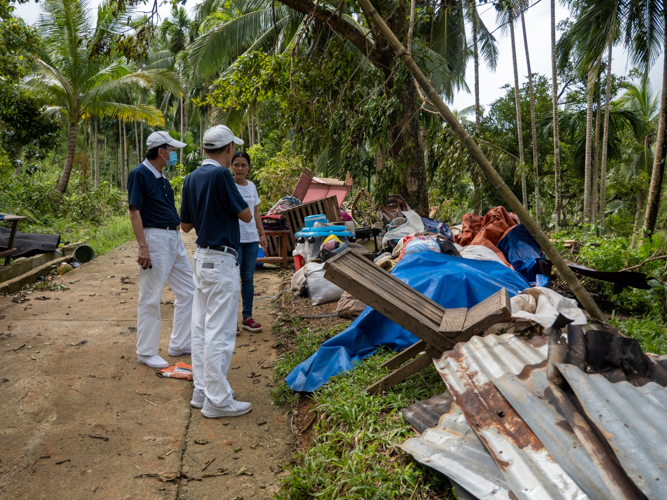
[324, 248, 513, 394]
[439, 288, 511, 337]
[438, 308, 467, 334]
[380, 340, 429, 370]
[366, 346, 438, 395]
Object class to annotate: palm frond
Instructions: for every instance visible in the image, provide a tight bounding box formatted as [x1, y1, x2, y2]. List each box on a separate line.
[89, 102, 165, 126]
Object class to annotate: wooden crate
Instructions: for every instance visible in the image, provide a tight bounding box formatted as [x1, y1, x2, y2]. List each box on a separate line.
[264, 196, 341, 258]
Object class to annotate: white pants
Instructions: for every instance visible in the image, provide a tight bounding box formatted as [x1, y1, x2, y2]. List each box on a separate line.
[191, 247, 240, 407]
[136, 228, 194, 357]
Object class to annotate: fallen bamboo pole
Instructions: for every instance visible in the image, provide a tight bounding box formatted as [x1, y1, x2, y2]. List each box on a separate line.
[357, 0, 606, 322]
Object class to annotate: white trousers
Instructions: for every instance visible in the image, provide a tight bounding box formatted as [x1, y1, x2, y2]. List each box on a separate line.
[191, 247, 240, 407]
[136, 228, 194, 357]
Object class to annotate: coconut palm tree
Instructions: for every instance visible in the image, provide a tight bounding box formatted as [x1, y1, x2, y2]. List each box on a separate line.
[497, 0, 527, 208]
[21, 0, 181, 194]
[551, 0, 562, 228]
[464, 0, 498, 138]
[566, 0, 665, 235]
[519, 2, 540, 223]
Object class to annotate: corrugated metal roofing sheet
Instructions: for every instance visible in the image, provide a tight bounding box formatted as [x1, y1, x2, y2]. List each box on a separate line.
[400, 400, 512, 499]
[557, 363, 667, 500]
[434, 334, 587, 500]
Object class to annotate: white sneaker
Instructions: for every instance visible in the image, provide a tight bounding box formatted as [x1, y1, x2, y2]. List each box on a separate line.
[168, 347, 191, 356]
[191, 388, 205, 409]
[202, 398, 252, 418]
[137, 354, 169, 369]
[191, 389, 234, 408]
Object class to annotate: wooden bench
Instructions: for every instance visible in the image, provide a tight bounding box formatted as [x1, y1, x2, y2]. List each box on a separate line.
[264, 196, 342, 259]
[323, 248, 512, 394]
[0, 214, 27, 266]
[256, 229, 290, 269]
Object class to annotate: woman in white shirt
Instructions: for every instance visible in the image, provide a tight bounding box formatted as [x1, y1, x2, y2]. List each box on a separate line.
[231, 151, 267, 332]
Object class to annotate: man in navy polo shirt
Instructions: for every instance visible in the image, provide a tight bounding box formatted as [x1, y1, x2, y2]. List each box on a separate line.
[128, 131, 195, 369]
[180, 125, 253, 418]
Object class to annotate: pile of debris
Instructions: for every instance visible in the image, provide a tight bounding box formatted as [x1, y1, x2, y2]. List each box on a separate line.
[401, 321, 667, 500]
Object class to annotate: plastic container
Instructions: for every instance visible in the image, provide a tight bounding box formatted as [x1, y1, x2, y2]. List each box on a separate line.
[304, 214, 328, 228]
[294, 254, 305, 271]
[73, 244, 96, 264]
[256, 247, 265, 267]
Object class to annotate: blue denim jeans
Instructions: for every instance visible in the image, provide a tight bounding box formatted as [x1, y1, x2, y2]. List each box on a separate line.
[236, 241, 259, 318]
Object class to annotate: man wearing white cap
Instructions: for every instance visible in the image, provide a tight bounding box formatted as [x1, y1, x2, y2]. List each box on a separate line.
[180, 125, 253, 418]
[127, 131, 195, 369]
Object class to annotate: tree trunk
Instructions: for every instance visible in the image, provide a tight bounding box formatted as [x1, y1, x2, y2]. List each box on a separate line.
[104, 135, 107, 186]
[592, 80, 601, 224]
[123, 120, 129, 192]
[600, 43, 612, 229]
[643, 31, 667, 236]
[583, 77, 594, 224]
[256, 105, 261, 144]
[56, 120, 79, 194]
[521, 10, 540, 224]
[391, 77, 429, 215]
[509, 18, 527, 208]
[180, 68, 184, 166]
[13, 147, 23, 175]
[94, 117, 99, 189]
[472, 1, 481, 137]
[551, 0, 562, 229]
[631, 190, 644, 249]
[134, 120, 140, 166]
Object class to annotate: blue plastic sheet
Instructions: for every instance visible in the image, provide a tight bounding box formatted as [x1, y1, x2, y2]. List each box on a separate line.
[286, 251, 531, 392]
[497, 224, 544, 283]
[421, 217, 453, 240]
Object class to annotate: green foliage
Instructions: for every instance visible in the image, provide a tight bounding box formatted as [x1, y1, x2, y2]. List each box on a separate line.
[249, 141, 306, 212]
[611, 313, 667, 355]
[84, 215, 134, 256]
[274, 346, 451, 499]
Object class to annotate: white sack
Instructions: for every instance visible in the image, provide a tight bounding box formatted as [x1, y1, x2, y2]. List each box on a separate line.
[511, 287, 587, 328]
[459, 245, 508, 267]
[382, 210, 425, 247]
[291, 267, 307, 295]
[305, 262, 344, 305]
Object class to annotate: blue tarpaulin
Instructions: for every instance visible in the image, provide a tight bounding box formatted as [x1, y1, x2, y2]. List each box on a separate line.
[286, 251, 531, 392]
[497, 224, 545, 283]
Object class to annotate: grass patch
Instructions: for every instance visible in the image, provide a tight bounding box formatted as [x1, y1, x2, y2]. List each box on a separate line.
[271, 315, 453, 499]
[84, 215, 134, 256]
[611, 313, 667, 355]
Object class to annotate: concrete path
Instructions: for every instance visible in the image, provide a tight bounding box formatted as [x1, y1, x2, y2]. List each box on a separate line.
[0, 232, 293, 500]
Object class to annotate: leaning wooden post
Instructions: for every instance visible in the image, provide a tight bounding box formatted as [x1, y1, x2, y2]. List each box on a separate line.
[356, 0, 606, 322]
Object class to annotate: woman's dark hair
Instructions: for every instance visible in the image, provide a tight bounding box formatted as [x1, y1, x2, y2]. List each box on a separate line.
[232, 151, 251, 166]
[146, 144, 169, 160]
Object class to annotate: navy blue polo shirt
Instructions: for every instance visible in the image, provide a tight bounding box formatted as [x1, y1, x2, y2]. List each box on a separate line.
[180, 160, 248, 249]
[127, 160, 180, 228]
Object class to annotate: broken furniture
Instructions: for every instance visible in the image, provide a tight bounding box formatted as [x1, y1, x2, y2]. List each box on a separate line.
[292, 168, 352, 206]
[323, 248, 512, 394]
[256, 229, 290, 269]
[263, 196, 342, 259]
[0, 214, 27, 266]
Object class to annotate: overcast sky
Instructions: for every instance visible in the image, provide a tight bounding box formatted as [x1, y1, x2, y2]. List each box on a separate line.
[14, 0, 664, 111]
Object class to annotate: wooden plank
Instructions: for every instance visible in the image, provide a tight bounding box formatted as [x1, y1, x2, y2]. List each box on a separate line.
[324, 249, 455, 352]
[439, 308, 467, 334]
[365, 346, 437, 395]
[335, 255, 446, 318]
[462, 288, 512, 335]
[0, 248, 17, 259]
[438, 288, 512, 337]
[380, 340, 429, 370]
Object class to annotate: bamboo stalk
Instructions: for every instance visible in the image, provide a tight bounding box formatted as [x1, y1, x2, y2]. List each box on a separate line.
[356, 0, 606, 322]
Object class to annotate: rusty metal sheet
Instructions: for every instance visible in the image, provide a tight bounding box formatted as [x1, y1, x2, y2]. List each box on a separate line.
[400, 399, 512, 499]
[435, 334, 587, 500]
[557, 363, 667, 500]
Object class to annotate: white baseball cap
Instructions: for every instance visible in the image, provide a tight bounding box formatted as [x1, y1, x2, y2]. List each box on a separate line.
[146, 131, 187, 150]
[203, 125, 244, 149]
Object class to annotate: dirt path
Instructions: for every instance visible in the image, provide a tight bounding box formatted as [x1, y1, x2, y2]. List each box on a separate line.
[0, 232, 294, 500]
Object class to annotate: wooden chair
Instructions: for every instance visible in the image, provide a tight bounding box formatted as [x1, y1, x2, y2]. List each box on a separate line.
[256, 229, 290, 269]
[323, 248, 512, 394]
[0, 214, 27, 266]
[264, 196, 342, 259]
